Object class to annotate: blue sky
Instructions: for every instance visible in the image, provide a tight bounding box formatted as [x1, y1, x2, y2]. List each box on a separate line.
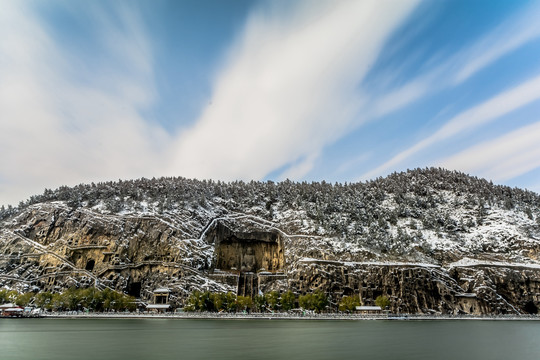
[2, 0, 540, 205]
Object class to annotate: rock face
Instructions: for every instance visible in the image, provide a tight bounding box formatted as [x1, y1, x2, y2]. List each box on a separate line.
[290, 260, 540, 314]
[0, 205, 221, 307]
[1, 169, 540, 314]
[208, 221, 285, 273]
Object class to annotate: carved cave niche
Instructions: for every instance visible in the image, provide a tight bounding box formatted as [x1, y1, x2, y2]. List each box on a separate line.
[85, 259, 95, 271]
[127, 281, 142, 298]
[524, 300, 538, 314]
[209, 222, 285, 273]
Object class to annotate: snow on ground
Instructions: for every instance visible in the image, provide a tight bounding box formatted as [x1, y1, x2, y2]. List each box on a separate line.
[299, 257, 440, 268]
[449, 257, 540, 270]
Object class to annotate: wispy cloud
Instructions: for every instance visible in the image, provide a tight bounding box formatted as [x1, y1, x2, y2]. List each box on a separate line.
[3, 0, 539, 205]
[360, 73, 540, 180]
[338, 2, 540, 184]
[168, 0, 420, 181]
[1, 0, 421, 205]
[278, 152, 320, 181]
[0, 1, 168, 205]
[452, 3, 540, 85]
[369, 2, 540, 119]
[439, 121, 540, 182]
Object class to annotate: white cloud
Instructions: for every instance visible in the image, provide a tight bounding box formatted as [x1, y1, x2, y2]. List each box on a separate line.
[360, 73, 540, 181]
[0, 1, 169, 205]
[1, 0, 421, 205]
[168, 0, 420, 181]
[5, 0, 537, 206]
[438, 121, 540, 182]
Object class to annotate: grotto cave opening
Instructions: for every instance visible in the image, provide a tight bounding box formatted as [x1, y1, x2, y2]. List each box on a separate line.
[209, 222, 285, 274]
[85, 259, 95, 271]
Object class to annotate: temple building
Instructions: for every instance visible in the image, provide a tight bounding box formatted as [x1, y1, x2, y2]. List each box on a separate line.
[146, 288, 171, 312]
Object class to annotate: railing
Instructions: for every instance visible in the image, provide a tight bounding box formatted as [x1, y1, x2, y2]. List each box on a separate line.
[40, 311, 540, 321]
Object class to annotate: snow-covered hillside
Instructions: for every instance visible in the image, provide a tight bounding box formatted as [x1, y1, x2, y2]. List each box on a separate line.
[1, 168, 540, 314]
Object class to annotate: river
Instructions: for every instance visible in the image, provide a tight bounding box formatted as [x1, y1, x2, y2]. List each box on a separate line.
[1, 318, 539, 360]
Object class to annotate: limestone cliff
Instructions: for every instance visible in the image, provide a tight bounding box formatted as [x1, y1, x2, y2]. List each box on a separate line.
[1, 168, 540, 314]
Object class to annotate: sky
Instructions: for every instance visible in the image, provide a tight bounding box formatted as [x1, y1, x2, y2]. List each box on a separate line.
[2, 0, 540, 206]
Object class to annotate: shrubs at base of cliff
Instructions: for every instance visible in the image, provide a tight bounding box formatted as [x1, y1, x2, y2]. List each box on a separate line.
[185, 290, 283, 312]
[265, 291, 280, 310]
[0, 289, 31, 306]
[298, 291, 328, 313]
[184, 290, 328, 313]
[236, 296, 253, 312]
[185, 291, 236, 312]
[339, 295, 360, 312]
[0, 288, 136, 312]
[375, 295, 390, 310]
[280, 291, 296, 311]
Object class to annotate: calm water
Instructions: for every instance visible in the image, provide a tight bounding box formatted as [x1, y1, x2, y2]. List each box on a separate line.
[1, 318, 540, 360]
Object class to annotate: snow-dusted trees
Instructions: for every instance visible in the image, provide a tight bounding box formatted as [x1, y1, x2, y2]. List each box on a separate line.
[3, 168, 540, 252]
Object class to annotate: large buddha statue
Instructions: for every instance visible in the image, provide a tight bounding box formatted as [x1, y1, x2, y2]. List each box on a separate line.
[241, 247, 256, 272]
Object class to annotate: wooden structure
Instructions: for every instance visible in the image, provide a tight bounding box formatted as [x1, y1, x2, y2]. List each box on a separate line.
[1, 303, 24, 317]
[146, 288, 171, 312]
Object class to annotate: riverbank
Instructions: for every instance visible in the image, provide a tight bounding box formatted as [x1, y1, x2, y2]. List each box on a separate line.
[41, 311, 540, 321]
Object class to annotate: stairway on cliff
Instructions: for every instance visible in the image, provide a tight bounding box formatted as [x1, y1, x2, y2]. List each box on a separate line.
[238, 273, 258, 297]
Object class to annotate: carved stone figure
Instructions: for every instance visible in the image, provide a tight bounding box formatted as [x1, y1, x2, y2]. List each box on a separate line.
[242, 247, 256, 272]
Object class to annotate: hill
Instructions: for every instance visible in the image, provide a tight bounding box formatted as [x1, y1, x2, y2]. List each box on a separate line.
[1, 168, 540, 314]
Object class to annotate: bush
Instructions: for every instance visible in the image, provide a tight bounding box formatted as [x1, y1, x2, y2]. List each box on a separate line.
[265, 291, 280, 311]
[15, 292, 35, 307]
[225, 292, 237, 312]
[185, 290, 203, 312]
[299, 291, 328, 313]
[211, 292, 226, 311]
[375, 295, 390, 309]
[312, 291, 329, 312]
[298, 293, 312, 310]
[0, 289, 19, 303]
[339, 295, 360, 312]
[281, 291, 296, 311]
[34, 292, 54, 309]
[185, 291, 238, 312]
[236, 296, 252, 312]
[253, 294, 267, 312]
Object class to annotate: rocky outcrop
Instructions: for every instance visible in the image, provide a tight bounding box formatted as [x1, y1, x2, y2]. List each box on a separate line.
[288, 259, 540, 314]
[0, 204, 225, 308]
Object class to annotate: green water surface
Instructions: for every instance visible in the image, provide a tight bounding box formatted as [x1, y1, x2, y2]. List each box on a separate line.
[1, 318, 539, 360]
